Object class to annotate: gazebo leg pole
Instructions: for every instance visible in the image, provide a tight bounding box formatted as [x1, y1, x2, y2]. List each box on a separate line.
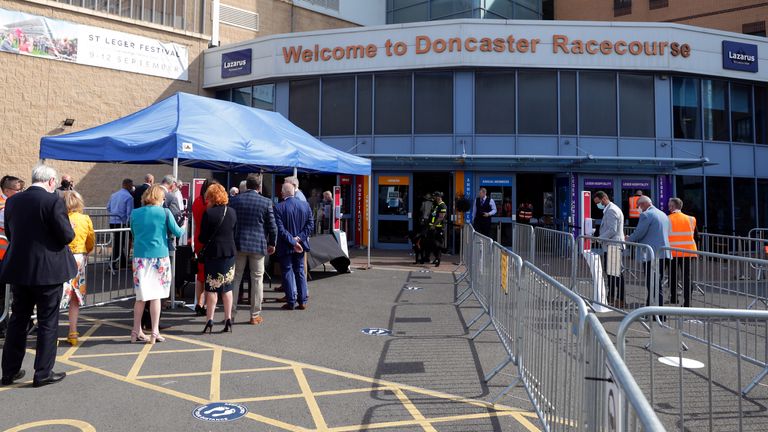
[171, 157, 179, 309]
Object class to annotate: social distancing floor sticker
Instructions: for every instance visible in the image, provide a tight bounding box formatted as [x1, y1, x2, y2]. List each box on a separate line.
[1, 316, 541, 431]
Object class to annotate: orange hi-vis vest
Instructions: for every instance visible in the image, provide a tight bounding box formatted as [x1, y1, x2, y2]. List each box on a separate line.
[0, 194, 7, 260]
[628, 196, 640, 219]
[668, 211, 697, 257]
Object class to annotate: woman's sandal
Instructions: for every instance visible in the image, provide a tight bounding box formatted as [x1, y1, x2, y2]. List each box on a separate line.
[67, 331, 79, 346]
[149, 332, 165, 344]
[130, 330, 148, 344]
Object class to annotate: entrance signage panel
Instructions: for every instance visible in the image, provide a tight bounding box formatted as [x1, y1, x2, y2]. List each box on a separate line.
[584, 179, 613, 188]
[479, 177, 512, 186]
[621, 180, 651, 189]
[355, 176, 365, 246]
[205, 20, 768, 88]
[658, 175, 671, 213]
[722, 41, 758, 73]
[378, 175, 409, 185]
[464, 171, 473, 223]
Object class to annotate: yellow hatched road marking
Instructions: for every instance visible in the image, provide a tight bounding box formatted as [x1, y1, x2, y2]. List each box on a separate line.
[294, 366, 329, 431]
[126, 343, 153, 379]
[223, 387, 396, 404]
[60, 322, 102, 360]
[391, 387, 438, 432]
[326, 411, 519, 432]
[137, 365, 294, 380]
[71, 348, 213, 359]
[512, 412, 543, 432]
[6, 419, 96, 432]
[209, 348, 222, 401]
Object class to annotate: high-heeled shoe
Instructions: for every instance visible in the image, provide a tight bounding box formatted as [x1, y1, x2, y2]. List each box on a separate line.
[149, 332, 165, 344]
[67, 331, 79, 346]
[221, 319, 232, 333]
[130, 330, 147, 344]
[202, 320, 213, 334]
[195, 304, 207, 316]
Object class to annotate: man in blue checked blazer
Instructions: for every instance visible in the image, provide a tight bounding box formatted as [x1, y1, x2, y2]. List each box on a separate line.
[274, 182, 314, 310]
[229, 174, 277, 324]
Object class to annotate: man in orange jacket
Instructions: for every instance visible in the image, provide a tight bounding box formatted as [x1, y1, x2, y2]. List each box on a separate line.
[667, 197, 698, 307]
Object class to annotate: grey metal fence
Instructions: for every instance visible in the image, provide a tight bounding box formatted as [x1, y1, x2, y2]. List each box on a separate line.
[510, 222, 535, 262]
[618, 307, 768, 431]
[533, 226, 575, 287]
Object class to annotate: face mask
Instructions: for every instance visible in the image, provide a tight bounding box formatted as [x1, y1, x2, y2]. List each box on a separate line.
[596, 202, 605, 210]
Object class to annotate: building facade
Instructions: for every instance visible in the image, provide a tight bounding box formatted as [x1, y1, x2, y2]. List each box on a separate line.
[386, 0, 548, 23]
[557, 0, 768, 36]
[0, 0, 370, 205]
[206, 19, 768, 248]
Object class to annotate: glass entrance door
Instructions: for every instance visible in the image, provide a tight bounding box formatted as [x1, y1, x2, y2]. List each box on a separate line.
[619, 178, 654, 227]
[375, 174, 411, 248]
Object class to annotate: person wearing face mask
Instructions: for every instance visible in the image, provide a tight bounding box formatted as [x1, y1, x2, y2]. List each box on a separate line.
[593, 191, 625, 308]
[627, 195, 671, 307]
[1, 164, 76, 387]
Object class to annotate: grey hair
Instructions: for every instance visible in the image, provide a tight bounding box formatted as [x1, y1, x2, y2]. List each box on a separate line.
[282, 182, 295, 197]
[637, 195, 652, 206]
[285, 176, 299, 188]
[238, 180, 247, 193]
[31, 164, 57, 184]
[144, 173, 154, 183]
[161, 174, 176, 185]
[669, 197, 683, 210]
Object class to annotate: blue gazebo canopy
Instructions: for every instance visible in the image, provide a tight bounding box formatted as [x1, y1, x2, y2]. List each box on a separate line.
[40, 92, 371, 176]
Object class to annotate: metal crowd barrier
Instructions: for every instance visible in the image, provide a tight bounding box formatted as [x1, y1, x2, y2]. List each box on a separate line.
[618, 307, 768, 431]
[510, 222, 535, 262]
[623, 225, 636, 237]
[81, 227, 135, 309]
[571, 236, 660, 314]
[533, 226, 575, 287]
[457, 224, 664, 431]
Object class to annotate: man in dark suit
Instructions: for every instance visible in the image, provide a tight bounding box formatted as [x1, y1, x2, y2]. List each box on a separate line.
[229, 174, 277, 324]
[133, 173, 154, 209]
[1, 164, 76, 387]
[274, 182, 314, 310]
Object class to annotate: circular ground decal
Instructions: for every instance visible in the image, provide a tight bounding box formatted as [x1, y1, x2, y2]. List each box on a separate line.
[658, 356, 705, 369]
[361, 328, 392, 336]
[193, 402, 248, 422]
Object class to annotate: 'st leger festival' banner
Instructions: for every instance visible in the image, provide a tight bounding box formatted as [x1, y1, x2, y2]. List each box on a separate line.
[0, 7, 188, 80]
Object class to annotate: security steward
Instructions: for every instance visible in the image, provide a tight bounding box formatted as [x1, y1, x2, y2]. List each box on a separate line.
[628, 190, 643, 227]
[517, 202, 533, 224]
[427, 191, 448, 267]
[667, 197, 697, 307]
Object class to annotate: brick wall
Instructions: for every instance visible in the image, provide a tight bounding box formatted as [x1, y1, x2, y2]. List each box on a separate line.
[556, 0, 768, 34]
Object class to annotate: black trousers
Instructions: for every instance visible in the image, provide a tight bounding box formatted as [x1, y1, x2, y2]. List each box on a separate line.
[670, 257, 692, 307]
[109, 223, 128, 268]
[427, 229, 444, 262]
[474, 219, 492, 238]
[644, 259, 667, 307]
[601, 252, 625, 303]
[2, 284, 62, 382]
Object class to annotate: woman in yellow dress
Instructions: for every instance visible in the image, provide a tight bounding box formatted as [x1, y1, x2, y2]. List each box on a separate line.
[61, 190, 95, 346]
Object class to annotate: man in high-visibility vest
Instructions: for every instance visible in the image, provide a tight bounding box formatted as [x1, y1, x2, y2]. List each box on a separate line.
[628, 190, 643, 227]
[0, 175, 24, 337]
[667, 197, 698, 307]
[427, 191, 448, 267]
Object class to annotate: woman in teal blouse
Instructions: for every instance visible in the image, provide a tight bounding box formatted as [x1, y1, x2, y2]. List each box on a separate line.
[130, 185, 184, 344]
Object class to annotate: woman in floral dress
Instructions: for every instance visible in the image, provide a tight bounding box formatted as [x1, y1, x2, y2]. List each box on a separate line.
[198, 184, 237, 334]
[129, 185, 184, 344]
[61, 191, 95, 346]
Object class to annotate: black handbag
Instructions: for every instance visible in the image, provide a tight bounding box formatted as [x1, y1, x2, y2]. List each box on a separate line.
[196, 206, 227, 264]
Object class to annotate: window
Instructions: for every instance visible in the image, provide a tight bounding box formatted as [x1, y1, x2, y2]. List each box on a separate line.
[389, 1, 428, 23]
[518, 70, 557, 134]
[560, 71, 577, 135]
[759, 179, 768, 227]
[56, 0, 199, 31]
[743, 21, 766, 37]
[579, 72, 617, 136]
[733, 178, 756, 236]
[414, 72, 453, 134]
[289, 79, 320, 136]
[475, 71, 515, 134]
[703, 80, 729, 141]
[649, 0, 668, 10]
[215, 89, 231, 101]
[357, 75, 372, 135]
[673, 77, 701, 140]
[232, 86, 251, 106]
[731, 83, 753, 143]
[321, 76, 355, 136]
[619, 74, 655, 137]
[675, 176, 704, 231]
[756, 86, 768, 144]
[614, 0, 631, 16]
[252, 84, 274, 111]
[430, 0, 473, 19]
[374, 73, 412, 135]
[706, 177, 733, 234]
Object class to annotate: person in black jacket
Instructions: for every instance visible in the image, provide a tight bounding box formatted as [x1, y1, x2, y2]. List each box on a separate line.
[1, 164, 76, 387]
[133, 173, 154, 210]
[199, 184, 238, 334]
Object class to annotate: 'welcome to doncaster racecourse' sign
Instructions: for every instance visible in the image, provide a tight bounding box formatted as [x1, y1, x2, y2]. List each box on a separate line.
[204, 20, 768, 88]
